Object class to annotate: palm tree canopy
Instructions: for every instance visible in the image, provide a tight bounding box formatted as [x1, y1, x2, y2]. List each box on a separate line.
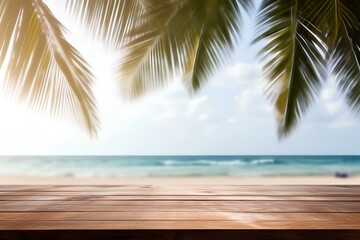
[253, 0, 360, 137]
[65, 0, 144, 49]
[1, 0, 360, 138]
[0, 0, 99, 135]
[254, 0, 327, 137]
[118, 0, 252, 99]
[310, 1, 360, 116]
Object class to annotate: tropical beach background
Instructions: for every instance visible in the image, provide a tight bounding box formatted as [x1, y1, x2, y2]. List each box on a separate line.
[0, 0, 360, 186]
[0, 156, 360, 185]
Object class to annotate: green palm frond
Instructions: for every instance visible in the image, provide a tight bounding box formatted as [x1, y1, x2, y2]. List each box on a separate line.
[308, 0, 360, 115]
[119, 0, 179, 99]
[333, 23, 360, 115]
[254, 0, 326, 137]
[0, 0, 99, 135]
[66, 0, 144, 49]
[183, 0, 252, 91]
[119, 0, 252, 99]
[340, 18, 360, 114]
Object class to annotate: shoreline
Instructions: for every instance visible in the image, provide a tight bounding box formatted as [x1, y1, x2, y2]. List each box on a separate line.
[0, 175, 359, 185]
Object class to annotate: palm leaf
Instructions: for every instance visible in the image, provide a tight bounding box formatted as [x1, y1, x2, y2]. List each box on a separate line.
[0, 0, 99, 135]
[183, 0, 252, 91]
[120, 0, 252, 99]
[119, 0, 187, 99]
[66, 0, 144, 49]
[254, 0, 326, 137]
[340, 17, 360, 114]
[308, 0, 360, 116]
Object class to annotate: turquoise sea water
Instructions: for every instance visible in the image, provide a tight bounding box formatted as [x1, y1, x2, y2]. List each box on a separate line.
[0, 156, 359, 177]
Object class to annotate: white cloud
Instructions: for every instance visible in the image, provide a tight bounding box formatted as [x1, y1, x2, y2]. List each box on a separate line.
[235, 89, 252, 112]
[151, 108, 177, 122]
[228, 118, 236, 123]
[324, 100, 343, 115]
[329, 120, 356, 129]
[123, 87, 210, 123]
[320, 83, 344, 116]
[264, 104, 273, 113]
[198, 114, 209, 122]
[227, 63, 261, 81]
[185, 95, 208, 116]
[320, 88, 337, 101]
[212, 63, 261, 86]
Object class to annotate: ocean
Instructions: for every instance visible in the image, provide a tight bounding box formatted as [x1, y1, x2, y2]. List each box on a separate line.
[0, 155, 359, 178]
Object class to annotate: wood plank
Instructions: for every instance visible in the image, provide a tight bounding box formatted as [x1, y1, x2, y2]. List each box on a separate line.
[1, 185, 360, 233]
[1, 220, 360, 230]
[1, 194, 360, 201]
[0, 195, 79, 201]
[2, 191, 360, 196]
[0, 201, 358, 212]
[1, 199, 359, 209]
[0, 212, 358, 221]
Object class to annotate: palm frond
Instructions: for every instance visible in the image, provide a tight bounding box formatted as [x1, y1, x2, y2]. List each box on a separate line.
[334, 26, 360, 114]
[184, 0, 252, 91]
[0, 0, 99, 135]
[308, 0, 360, 116]
[66, 0, 144, 49]
[340, 17, 360, 114]
[119, 0, 252, 99]
[254, 0, 326, 137]
[119, 0, 186, 99]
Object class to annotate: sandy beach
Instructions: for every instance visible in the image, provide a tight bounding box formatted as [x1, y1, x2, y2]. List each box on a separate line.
[0, 175, 359, 185]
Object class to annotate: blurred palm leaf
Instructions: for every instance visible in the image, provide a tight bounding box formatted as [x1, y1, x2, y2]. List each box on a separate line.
[66, 0, 144, 49]
[254, 0, 327, 137]
[0, 0, 99, 135]
[119, 0, 252, 99]
[118, 0, 178, 98]
[307, 0, 360, 116]
[183, 0, 252, 91]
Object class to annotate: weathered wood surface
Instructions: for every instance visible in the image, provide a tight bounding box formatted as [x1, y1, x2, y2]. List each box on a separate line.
[0, 185, 360, 239]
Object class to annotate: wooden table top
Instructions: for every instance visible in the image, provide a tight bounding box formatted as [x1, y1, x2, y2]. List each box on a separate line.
[0, 185, 360, 230]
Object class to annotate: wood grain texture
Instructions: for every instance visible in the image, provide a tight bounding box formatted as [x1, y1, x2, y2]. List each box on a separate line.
[0, 201, 359, 212]
[0, 185, 360, 239]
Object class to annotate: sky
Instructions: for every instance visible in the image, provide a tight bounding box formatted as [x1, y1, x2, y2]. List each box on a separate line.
[0, 1, 359, 155]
